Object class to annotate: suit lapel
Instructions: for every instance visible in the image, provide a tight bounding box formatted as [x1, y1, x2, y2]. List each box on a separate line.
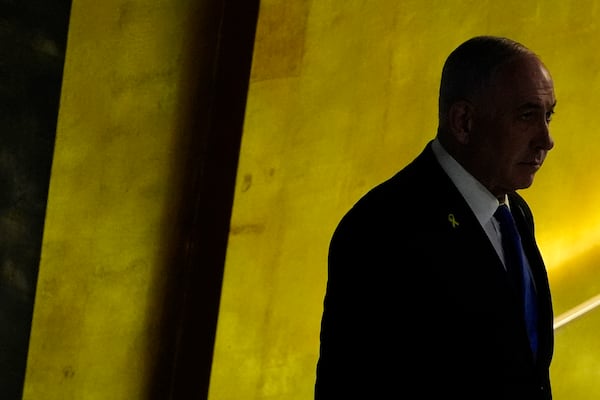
[417, 144, 508, 275]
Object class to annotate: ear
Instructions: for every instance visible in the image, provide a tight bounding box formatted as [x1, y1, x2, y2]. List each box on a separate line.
[448, 100, 473, 144]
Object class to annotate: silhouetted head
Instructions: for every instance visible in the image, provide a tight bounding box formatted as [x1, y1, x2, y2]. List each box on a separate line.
[436, 36, 556, 199]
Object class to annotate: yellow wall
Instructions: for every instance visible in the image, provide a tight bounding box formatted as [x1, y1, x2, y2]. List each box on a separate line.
[22, 0, 223, 398]
[211, 1, 600, 399]
[17, 0, 600, 398]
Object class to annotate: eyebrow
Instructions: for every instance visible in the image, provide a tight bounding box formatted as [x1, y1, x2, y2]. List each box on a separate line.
[518, 100, 557, 110]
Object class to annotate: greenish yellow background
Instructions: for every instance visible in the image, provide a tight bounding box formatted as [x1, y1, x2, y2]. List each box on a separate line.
[212, 0, 600, 399]
[22, 0, 218, 399]
[17, 0, 600, 399]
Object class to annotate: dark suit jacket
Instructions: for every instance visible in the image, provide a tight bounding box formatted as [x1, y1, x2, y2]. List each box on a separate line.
[315, 141, 554, 399]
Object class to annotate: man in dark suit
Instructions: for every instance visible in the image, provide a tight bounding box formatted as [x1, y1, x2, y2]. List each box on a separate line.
[315, 36, 556, 399]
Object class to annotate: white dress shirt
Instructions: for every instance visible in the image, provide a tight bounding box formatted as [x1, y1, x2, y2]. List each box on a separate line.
[431, 138, 507, 266]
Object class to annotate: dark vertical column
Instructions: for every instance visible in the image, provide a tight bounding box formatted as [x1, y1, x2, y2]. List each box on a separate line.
[159, 0, 261, 399]
[0, 2, 72, 399]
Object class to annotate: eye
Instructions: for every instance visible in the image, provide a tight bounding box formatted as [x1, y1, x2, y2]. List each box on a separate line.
[519, 111, 534, 121]
[546, 110, 554, 123]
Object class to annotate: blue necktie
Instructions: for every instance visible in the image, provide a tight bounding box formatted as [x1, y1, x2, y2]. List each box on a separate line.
[494, 204, 538, 358]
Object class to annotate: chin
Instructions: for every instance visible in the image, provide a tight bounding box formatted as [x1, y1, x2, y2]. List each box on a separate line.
[515, 177, 535, 190]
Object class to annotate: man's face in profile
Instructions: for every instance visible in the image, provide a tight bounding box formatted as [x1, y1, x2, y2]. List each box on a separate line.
[468, 54, 556, 197]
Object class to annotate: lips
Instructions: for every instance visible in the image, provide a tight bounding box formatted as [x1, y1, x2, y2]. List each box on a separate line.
[520, 160, 542, 171]
[519, 157, 543, 171]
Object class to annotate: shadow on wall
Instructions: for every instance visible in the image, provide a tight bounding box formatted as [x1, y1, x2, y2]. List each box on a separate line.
[0, 1, 71, 398]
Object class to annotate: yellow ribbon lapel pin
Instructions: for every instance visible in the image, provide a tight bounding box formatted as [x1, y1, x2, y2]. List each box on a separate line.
[448, 213, 459, 228]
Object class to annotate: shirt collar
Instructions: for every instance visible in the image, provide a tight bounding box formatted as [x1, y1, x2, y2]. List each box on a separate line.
[431, 138, 501, 225]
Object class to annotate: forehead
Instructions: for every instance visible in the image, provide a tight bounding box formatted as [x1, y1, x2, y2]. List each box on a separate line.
[490, 55, 556, 106]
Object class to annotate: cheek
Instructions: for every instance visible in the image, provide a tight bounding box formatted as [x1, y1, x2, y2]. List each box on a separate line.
[482, 137, 519, 173]
[494, 124, 528, 155]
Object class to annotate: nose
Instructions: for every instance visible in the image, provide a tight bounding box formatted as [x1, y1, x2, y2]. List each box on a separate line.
[538, 119, 554, 151]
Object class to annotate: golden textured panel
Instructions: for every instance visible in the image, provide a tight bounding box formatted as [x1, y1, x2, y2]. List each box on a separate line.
[22, 0, 216, 398]
[250, 0, 310, 81]
[213, 1, 600, 400]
